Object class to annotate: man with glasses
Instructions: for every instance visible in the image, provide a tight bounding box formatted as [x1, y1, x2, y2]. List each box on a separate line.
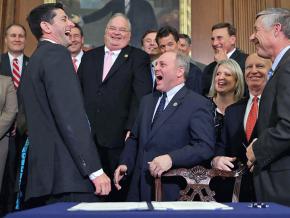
[78, 13, 152, 201]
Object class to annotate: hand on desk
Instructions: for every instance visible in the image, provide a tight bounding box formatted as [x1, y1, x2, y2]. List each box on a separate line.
[148, 154, 172, 178]
[212, 156, 236, 171]
[114, 165, 128, 190]
[92, 173, 111, 195]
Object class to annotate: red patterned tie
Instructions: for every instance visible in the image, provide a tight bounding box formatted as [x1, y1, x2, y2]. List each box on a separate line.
[12, 58, 21, 88]
[246, 96, 259, 141]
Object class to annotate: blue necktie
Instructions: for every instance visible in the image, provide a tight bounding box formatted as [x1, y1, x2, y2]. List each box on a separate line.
[152, 93, 167, 125]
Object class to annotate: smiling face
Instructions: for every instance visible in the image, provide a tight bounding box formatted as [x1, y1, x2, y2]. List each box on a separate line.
[104, 16, 131, 51]
[214, 65, 237, 95]
[211, 27, 236, 54]
[178, 38, 191, 55]
[245, 53, 271, 94]
[142, 32, 159, 55]
[41, 8, 74, 47]
[154, 52, 184, 92]
[249, 16, 275, 60]
[5, 25, 26, 56]
[68, 26, 84, 56]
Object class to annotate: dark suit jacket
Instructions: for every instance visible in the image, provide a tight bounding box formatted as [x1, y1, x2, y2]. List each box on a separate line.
[82, 0, 157, 47]
[201, 49, 248, 96]
[253, 49, 290, 206]
[120, 86, 215, 201]
[20, 41, 102, 200]
[213, 98, 256, 202]
[185, 63, 203, 94]
[78, 45, 152, 149]
[0, 53, 29, 78]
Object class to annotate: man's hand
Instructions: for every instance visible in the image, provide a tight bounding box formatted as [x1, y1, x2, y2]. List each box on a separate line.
[212, 156, 236, 171]
[246, 140, 257, 172]
[91, 173, 111, 196]
[148, 154, 172, 178]
[114, 165, 128, 190]
[214, 48, 228, 62]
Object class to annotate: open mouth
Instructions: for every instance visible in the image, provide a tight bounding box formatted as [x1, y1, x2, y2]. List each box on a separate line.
[156, 75, 163, 81]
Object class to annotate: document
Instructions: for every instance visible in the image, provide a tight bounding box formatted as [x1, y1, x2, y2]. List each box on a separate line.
[68, 202, 149, 211]
[151, 201, 233, 210]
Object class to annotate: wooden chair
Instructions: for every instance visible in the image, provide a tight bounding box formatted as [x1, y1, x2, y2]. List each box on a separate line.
[155, 163, 246, 202]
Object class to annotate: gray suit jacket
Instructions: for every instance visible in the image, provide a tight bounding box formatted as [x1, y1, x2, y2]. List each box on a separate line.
[253, 48, 290, 206]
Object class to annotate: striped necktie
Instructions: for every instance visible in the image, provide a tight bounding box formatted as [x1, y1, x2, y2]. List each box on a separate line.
[12, 58, 21, 88]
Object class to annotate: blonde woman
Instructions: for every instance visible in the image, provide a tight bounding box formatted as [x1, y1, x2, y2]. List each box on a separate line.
[208, 59, 244, 142]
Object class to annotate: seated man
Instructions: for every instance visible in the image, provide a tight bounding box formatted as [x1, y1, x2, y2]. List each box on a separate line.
[211, 53, 271, 202]
[114, 51, 215, 201]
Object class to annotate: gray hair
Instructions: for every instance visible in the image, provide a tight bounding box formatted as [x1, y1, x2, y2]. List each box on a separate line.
[208, 59, 244, 101]
[107, 13, 132, 32]
[257, 8, 290, 39]
[176, 52, 190, 79]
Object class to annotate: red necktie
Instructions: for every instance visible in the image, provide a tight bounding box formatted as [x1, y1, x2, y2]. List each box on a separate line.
[102, 51, 114, 81]
[12, 58, 21, 88]
[246, 96, 259, 141]
[72, 58, 78, 73]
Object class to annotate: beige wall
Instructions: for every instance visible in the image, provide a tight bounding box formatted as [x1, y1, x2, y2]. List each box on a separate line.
[0, 0, 290, 62]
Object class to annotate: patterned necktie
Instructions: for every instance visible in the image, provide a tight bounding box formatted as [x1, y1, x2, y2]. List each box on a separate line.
[72, 58, 78, 73]
[12, 58, 21, 88]
[152, 93, 167, 125]
[268, 68, 274, 80]
[102, 51, 114, 81]
[246, 96, 259, 141]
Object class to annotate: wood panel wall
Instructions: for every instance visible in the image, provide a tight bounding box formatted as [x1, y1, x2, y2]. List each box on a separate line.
[0, 0, 289, 63]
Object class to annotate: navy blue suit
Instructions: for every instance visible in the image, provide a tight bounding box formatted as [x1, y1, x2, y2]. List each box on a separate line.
[185, 63, 203, 94]
[120, 86, 215, 201]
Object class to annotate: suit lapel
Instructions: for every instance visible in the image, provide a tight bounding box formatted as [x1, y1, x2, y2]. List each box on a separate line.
[147, 87, 188, 142]
[102, 46, 131, 83]
[96, 47, 105, 85]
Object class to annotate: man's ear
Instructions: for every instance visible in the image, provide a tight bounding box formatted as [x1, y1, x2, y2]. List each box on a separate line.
[177, 66, 185, 78]
[40, 21, 51, 34]
[229, 35, 236, 45]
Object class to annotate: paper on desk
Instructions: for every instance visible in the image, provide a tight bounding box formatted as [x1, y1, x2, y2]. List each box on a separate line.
[68, 202, 149, 211]
[151, 201, 233, 210]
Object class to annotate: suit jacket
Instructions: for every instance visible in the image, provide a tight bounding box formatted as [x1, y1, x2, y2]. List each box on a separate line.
[0, 53, 29, 79]
[185, 62, 203, 94]
[0, 75, 18, 190]
[120, 86, 215, 201]
[20, 41, 102, 200]
[78, 45, 152, 149]
[201, 49, 248, 96]
[253, 49, 290, 206]
[213, 97, 256, 202]
[82, 0, 158, 47]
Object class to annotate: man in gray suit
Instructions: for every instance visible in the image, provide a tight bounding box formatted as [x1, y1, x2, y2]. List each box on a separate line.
[246, 8, 290, 206]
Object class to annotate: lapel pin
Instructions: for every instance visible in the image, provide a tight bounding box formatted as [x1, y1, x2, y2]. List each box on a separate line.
[124, 54, 128, 58]
[173, 102, 178, 107]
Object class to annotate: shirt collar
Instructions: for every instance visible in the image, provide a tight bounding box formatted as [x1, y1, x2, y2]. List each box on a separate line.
[227, 48, 236, 59]
[8, 52, 23, 62]
[164, 83, 185, 103]
[272, 45, 290, 71]
[73, 50, 84, 62]
[104, 46, 121, 56]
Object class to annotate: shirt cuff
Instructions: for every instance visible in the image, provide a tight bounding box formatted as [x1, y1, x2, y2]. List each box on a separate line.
[89, 169, 104, 180]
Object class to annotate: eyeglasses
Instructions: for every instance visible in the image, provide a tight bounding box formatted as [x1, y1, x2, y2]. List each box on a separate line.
[107, 26, 129, 33]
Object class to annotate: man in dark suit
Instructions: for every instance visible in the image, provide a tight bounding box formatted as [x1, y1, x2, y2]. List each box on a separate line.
[20, 3, 111, 208]
[202, 22, 248, 96]
[72, 0, 157, 47]
[156, 26, 203, 94]
[78, 13, 152, 201]
[0, 23, 29, 214]
[114, 51, 215, 201]
[211, 53, 271, 202]
[246, 8, 290, 206]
